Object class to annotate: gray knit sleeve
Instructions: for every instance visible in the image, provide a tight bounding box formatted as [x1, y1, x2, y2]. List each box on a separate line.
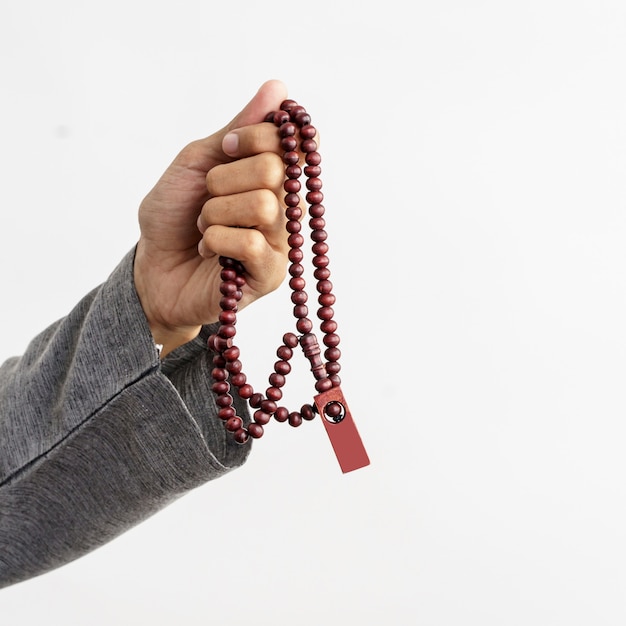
[0, 249, 251, 589]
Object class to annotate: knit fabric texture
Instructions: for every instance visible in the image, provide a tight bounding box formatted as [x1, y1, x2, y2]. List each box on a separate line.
[0, 250, 251, 588]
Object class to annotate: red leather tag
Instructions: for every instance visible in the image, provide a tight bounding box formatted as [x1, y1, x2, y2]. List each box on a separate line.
[314, 386, 370, 473]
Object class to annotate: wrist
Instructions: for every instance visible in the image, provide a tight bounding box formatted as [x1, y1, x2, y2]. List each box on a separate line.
[148, 322, 202, 359]
[133, 244, 202, 358]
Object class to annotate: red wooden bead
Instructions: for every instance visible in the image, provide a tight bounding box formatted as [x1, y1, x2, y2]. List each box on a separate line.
[220, 296, 238, 310]
[284, 178, 301, 194]
[286, 164, 302, 178]
[266, 386, 283, 401]
[219, 281, 237, 295]
[261, 400, 277, 414]
[318, 306, 334, 320]
[283, 151, 299, 165]
[325, 347, 341, 362]
[249, 393, 264, 408]
[274, 407, 289, 422]
[295, 112, 311, 126]
[318, 293, 336, 307]
[220, 268, 237, 281]
[291, 291, 308, 305]
[216, 394, 233, 408]
[219, 407, 236, 421]
[304, 165, 321, 177]
[230, 372, 246, 387]
[306, 191, 324, 205]
[296, 318, 313, 334]
[234, 428, 249, 444]
[300, 124, 316, 139]
[211, 367, 228, 381]
[315, 378, 333, 392]
[310, 217, 325, 230]
[289, 412, 303, 427]
[320, 319, 338, 333]
[301, 138, 317, 152]
[269, 371, 286, 386]
[283, 333, 299, 348]
[281, 136, 298, 151]
[212, 381, 230, 395]
[274, 110, 290, 125]
[223, 346, 241, 361]
[254, 410, 271, 425]
[280, 99, 298, 111]
[226, 416, 243, 432]
[313, 255, 329, 268]
[314, 267, 331, 280]
[289, 105, 306, 116]
[301, 404, 316, 421]
[312, 242, 329, 255]
[248, 423, 265, 439]
[209, 335, 231, 352]
[323, 333, 340, 348]
[293, 304, 309, 318]
[286, 220, 301, 234]
[309, 203, 325, 218]
[238, 384, 254, 399]
[326, 362, 341, 375]
[276, 345, 293, 360]
[306, 178, 323, 191]
[219, 310, 237, 324]
[286, 207, 303, 221]
[226, 360, 242, 374]
[279, 122, 297, 137]
[289, 276, 305, 290]
[317, 279, 333, 293]
[325, 401, 343, 419]
[289, 263, 304, 277]
[305, 151, 321, 165]
[311, 229, 328, 242]
[219, 325, 237, 339]
[284, 192, 300, 207]
[288, 233, 304, 248]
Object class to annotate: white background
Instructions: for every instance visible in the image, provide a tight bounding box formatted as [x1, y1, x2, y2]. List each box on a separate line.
[1, 1, 626, 624]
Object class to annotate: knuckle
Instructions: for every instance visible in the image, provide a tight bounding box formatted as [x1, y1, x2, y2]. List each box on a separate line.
[254, 189, 280, 224]
[256, 152, 284, 188]
[205, 164, 225, 194]
[242, 229, 267, 258]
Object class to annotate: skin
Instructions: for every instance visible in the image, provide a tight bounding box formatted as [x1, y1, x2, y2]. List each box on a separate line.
[134, 80, 295, 357]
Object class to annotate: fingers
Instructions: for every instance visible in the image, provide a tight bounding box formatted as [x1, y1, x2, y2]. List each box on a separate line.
[222, 122, 283, 159]
[197, 188, 289, 256]
[198, 189, 281, 231]
[206, 152, 284, 197]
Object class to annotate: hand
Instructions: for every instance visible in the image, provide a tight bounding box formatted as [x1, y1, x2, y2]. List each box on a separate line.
[134, 79, 292, 357]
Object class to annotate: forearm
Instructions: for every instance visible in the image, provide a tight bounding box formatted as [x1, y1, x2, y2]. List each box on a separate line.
[0, 249, 250, 588]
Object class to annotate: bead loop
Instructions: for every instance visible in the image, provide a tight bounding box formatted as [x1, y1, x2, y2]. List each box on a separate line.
[208, 100, 343, 444]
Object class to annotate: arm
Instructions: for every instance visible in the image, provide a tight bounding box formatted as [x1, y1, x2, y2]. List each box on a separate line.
[0, 80, 292, 588]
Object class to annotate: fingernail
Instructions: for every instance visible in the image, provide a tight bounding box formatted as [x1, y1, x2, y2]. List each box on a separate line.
[222, 132, 239, 156]
[197, 239, 205, 257]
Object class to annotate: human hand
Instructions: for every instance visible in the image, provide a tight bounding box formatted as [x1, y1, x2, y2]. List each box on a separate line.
[134, 80, 292, 357]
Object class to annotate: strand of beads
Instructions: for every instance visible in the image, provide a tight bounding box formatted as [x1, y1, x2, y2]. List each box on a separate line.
[208, 99, 342, 444]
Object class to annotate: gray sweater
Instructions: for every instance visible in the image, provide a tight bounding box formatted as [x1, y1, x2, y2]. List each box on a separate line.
[0, 250, 251, 588]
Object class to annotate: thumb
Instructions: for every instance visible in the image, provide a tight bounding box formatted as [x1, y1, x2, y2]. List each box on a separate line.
[225, 79, 288, 132]
[173, 80, 288, 171]
[215, 79, 288, 156]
